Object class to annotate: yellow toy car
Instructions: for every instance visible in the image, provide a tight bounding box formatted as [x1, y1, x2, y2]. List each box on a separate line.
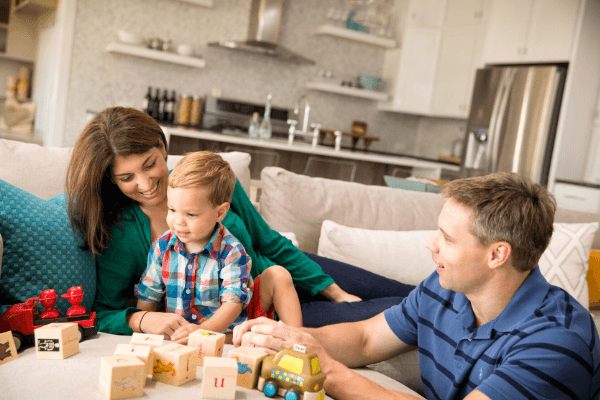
[257, 344, 326, 400]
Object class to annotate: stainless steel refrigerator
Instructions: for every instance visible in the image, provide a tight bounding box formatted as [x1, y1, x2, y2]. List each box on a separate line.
[460, 65, 567, 186]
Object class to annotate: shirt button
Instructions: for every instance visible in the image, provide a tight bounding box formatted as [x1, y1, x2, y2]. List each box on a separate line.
[188, 265, 192, 270]
[192, 314, 197, 320]
[186, 289, 191, 294]
[468, 339, 472, 341]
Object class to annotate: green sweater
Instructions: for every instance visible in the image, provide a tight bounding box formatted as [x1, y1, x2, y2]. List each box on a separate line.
[94, 179, 334, 334]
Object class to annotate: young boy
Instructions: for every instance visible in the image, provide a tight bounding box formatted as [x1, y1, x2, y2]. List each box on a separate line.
[134, 151, 302, 341]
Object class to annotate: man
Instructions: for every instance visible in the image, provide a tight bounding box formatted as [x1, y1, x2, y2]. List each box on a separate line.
[233, 172, 600, 400]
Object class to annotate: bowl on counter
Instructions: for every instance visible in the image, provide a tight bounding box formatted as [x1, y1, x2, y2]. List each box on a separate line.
[359, 74, 381, 91]
[117, 30, 144, 46]
[176, 44, 194, 57]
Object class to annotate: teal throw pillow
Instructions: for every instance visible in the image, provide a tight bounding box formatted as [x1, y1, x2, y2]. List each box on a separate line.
[0, 180, 96, 316]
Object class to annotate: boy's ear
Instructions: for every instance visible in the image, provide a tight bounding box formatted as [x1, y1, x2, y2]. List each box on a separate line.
[215, 202, 230, 222]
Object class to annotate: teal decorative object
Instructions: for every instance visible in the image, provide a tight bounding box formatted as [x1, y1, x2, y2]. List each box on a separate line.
[359, 74, 382, 91]
[346, 11, 367, 32]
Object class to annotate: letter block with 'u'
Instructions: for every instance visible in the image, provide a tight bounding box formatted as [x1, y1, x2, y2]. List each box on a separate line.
[202, 356, 237, 399]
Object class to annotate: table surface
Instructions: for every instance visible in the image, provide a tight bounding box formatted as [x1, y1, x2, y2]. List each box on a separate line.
[1, 332, 424, 399]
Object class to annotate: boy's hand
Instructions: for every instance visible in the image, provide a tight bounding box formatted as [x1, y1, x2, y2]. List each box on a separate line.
[171, 324, 203, 344]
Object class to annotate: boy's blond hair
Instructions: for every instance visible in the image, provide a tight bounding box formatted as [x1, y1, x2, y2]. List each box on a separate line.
[168, 151, 236, 206]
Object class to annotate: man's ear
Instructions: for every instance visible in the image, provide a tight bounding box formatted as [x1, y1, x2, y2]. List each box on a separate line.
[215, 202, 230, 222]
[489, 242, 511, 270]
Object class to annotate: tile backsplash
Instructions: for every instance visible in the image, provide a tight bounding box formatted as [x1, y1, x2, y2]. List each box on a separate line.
[63, 0, 466, 160]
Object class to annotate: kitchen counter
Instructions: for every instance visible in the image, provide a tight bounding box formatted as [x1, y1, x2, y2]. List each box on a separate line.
[163, 127, 459, 180]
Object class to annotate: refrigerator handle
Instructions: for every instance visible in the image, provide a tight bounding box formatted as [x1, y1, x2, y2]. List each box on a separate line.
[489, 69, 517, 173]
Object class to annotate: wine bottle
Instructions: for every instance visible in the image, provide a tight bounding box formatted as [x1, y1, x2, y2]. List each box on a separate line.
[143, 86, 153, 115]
[166, 90, 176, 123]
[259, 94, 272, 140]
[158, 89, 169, 122]
[151, 88, 160, 120]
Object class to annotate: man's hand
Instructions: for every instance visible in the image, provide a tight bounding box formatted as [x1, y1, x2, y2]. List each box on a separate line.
[320, 283, 362, 303]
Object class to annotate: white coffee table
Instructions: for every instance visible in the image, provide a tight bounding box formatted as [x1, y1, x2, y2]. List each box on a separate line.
[1, 332, 424, 399]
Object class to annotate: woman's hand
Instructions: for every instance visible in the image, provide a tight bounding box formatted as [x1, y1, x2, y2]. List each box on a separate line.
[135, 311, 191, 339]
[320, 283, 362, 303]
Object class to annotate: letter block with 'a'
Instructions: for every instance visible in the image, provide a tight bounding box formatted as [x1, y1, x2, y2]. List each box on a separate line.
[228, 346, 268, 389]
[99, 354, 146, 399]
[35, 322, 79, 359]
[202, 356, 237, 399]
[152, 343, 197, 386]
[187, 329, 225, 366]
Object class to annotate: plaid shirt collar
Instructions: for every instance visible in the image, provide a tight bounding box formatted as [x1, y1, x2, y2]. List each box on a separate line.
[166, 222, 225, 257]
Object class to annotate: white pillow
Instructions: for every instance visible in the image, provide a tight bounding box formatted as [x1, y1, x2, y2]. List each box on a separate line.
[318, 220, 598, 309]
[167, 151, 251, 197]
[539, 222, 599, 311]
[0, 138, 72, 199]
[318, 220, 437, 286]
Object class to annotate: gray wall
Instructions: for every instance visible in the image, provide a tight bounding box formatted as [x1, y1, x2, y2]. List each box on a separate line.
[64, 0, 466, 160]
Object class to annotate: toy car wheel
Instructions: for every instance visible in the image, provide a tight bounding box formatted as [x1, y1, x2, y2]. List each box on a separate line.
[284, 388, 302, 400]
[263, 379, 279, 398]
[12, 332, 23, 351]
[77, 325, 84, 342]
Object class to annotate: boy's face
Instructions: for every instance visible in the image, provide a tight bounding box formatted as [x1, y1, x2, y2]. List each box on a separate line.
[166, 186, 229, 254]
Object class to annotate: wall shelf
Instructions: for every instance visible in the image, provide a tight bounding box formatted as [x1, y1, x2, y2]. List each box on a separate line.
[106, 43, 206, 68]
[175, 0, 213, 7]
[307, 81, 388, 101]
[313, 24, 397, 48]
[13, 0, 56, 16]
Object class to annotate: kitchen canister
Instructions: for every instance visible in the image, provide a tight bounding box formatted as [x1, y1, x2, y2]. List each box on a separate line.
[176, 94, 191, 125]
[189, 95, 203, 126]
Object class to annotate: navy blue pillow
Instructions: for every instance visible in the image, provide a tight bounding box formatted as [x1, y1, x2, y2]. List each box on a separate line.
[0, 180, 95, 316]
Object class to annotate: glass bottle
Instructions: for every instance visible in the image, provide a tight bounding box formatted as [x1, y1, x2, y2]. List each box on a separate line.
[151, 88, 161, 120]
[248, 112, 260, 139]
[158, 89, 169, 122]
[259, 94, 272, 140]
[143, 86, 153, 115]
[167, 90, 176, 123]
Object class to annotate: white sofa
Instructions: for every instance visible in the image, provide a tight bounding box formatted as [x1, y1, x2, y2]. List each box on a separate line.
[2, 138, 600, 396]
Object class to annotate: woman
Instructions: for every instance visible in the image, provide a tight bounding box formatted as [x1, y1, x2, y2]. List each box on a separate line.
[66, 107, 414, 337]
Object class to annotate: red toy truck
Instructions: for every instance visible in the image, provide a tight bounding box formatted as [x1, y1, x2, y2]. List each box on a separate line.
[0, 286, 97, 351]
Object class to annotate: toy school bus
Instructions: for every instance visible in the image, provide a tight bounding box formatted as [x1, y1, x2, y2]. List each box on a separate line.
[257, 344, 326, 400]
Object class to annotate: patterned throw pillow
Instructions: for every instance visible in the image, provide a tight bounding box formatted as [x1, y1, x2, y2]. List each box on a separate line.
[0, 180, 96, 316]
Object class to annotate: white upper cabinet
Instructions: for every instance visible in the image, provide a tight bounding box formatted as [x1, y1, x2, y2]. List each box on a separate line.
[380, 0, 489, 118]
[482, 0, 580, 64]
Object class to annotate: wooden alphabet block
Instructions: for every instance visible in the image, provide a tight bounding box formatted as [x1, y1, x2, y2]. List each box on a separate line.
[241, 332, 257, 348]
[114, 344, 153, 375]
[35, 322, 79, 359]
[202, 357, 237, 399]
[227, 346, 268, 388]
[152, 343, 197, 386]
[0, 331, 18, 365]
[99, 354, 146, 399]
[187, 329, 225, 366]
[130, 332, 163, 350]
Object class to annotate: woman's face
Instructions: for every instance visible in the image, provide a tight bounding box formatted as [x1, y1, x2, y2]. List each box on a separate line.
[111, 145, 169, 208]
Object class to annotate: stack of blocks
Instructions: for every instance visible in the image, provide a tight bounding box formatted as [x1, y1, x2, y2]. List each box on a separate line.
[202, 357, 238, 399]
[0, 331, 18, 365]
[152, 343, 198, 386]
[34, 322, 79, 359]
[99, 354, 146, 400]
[187, 329, 225, 365]
[228, 346, 268, 389]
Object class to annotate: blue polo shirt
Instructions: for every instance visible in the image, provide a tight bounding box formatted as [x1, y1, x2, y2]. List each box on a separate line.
[384, 267, 600, 400]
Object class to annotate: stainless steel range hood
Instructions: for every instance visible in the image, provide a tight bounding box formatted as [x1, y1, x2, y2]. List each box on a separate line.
[208, 0, 315, 65]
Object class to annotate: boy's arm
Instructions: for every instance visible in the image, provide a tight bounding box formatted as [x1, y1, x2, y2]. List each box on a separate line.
[170, 302, 243, 343]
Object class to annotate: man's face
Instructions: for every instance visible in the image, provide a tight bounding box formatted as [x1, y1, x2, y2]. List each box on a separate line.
[425, 198, 494, 296]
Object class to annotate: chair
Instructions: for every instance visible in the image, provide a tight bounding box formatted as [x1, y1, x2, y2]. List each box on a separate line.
[303, 156, 357, 182]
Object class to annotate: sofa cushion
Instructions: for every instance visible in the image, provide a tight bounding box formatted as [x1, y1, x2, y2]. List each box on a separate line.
[318, 220, 436, 286]
[318, 220, 598, 309]
[0, 181, 96, 315]
[0, 138, 252, 199]
[259, 167, 446, 253]
[0, 138, 73, 200]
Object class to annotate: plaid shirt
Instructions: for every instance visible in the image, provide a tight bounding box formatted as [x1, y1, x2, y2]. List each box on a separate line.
[134, 223, 253, 330]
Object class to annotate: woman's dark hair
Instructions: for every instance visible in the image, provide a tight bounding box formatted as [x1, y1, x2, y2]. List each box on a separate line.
[66, 107, 167, 255]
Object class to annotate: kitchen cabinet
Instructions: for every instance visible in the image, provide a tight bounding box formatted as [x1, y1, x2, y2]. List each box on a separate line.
[13, 0, 56, 16]
[482, 0, 580, 64]
[0, 0, 42, 62]
[379, 0, 488, 118]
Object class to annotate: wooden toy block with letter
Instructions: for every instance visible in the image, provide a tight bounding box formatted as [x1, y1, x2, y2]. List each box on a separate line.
[202, 356, 237, 399]
[152, 343, 197, 386]
[227, 346, 268, 388]
[99, 354, 146, 399]
[0, 331, 18, 365]
[114, 344, 153, 374]
[34, 322, 79, 359]
[130, 332, 163, 350]
[187, 329, 225, 366]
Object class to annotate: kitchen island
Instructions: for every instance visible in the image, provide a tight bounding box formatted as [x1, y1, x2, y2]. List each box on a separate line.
[163, 126, 460, 185]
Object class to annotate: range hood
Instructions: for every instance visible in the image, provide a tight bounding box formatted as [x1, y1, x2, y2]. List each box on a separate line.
[208, 0, 315, 65]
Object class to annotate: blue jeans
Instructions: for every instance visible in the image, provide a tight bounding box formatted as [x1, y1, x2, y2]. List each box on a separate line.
[297, 253, 416, 327]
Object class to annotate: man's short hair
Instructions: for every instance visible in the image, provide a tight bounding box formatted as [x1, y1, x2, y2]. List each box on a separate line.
[168, 151, 236, 206]
[442, 172, 556, 272]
